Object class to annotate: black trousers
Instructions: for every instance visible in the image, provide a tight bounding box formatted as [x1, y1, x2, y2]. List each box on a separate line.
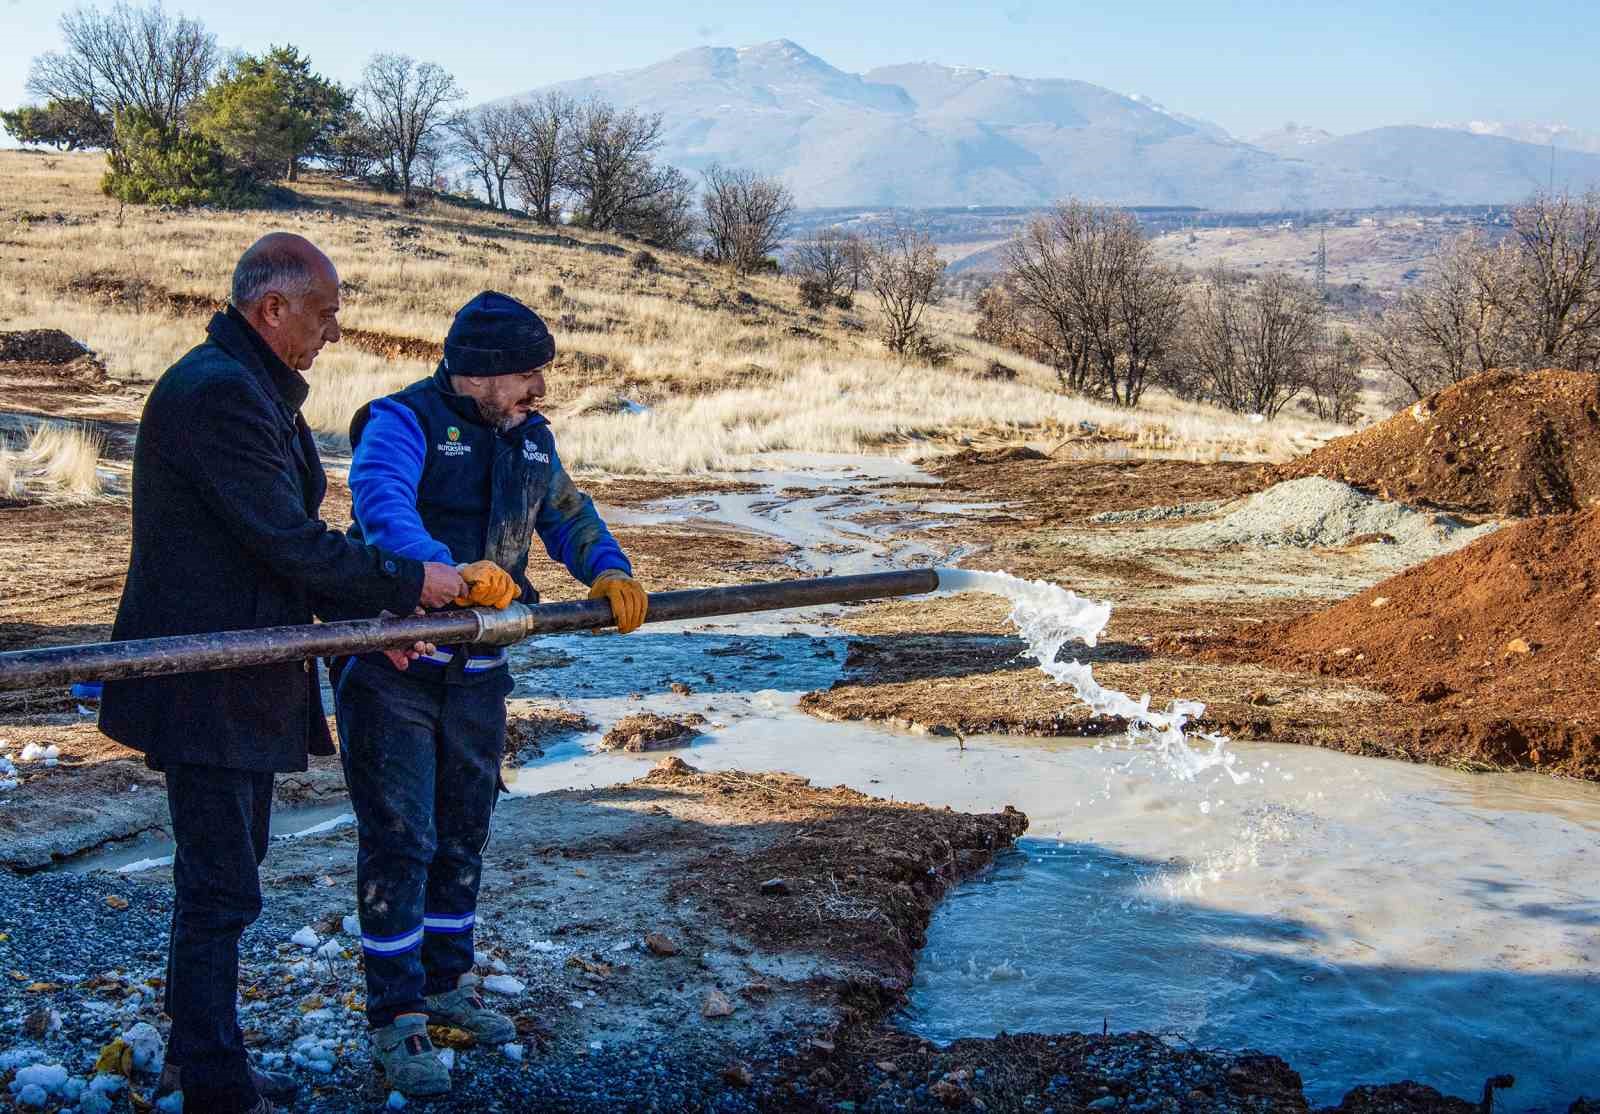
[163, 762, 273, 1113]
[334, 657, 508, 1028]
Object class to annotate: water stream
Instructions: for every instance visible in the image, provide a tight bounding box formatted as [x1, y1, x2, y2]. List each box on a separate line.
[66, 451, 1600, 1106]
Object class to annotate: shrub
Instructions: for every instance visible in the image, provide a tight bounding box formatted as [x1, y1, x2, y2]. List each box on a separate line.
[102, 108, 260, 207]
[630, 249, 659, 273]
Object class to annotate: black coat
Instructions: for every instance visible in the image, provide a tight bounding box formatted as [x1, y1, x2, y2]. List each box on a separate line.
[100, 310, 425, 772]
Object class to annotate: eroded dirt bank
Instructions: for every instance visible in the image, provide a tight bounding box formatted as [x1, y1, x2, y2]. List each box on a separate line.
[813, 452, 1596, 780]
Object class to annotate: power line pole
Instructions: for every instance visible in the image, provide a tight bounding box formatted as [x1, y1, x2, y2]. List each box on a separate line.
[1316, 225, 1327, 297]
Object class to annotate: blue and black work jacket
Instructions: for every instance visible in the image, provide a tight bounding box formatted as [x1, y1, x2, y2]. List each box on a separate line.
[346, 368, 631, 683]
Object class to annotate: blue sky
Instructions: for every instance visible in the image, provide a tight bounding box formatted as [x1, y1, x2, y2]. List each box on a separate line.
[2, 0, 1596, 139]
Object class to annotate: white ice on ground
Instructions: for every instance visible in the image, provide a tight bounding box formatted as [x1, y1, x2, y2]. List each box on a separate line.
[387, 1091, 408, 1109]
[0, 754, 17, 791]
[290, 926, 321, 949]
[481, 974, 525, 995]
[8, 1065, 68, 1094]
[315, 939, 342, 959]
[18, 743, 58, 763]
[115, 855, 174, 874]
[437, 1048, 456, 1071]
[500, 1042, 524, 1061]
[341, 913, 360, 936]
[934, 567, 1249, 787]
[120, 1022, 163, 1072]
[275, 813, 355, 840]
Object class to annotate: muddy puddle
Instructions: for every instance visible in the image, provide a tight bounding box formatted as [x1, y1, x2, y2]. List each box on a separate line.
[60, 801, 355, 874]
[507, 452, 1600, 1109]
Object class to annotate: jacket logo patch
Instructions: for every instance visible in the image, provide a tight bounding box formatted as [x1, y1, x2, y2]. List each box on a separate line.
[447, 426, 461, 442]
[436, 433, 471, 457]
[523, 442, 550, 464]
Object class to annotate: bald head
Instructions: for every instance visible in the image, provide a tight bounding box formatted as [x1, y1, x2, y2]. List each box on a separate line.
[230, 233, 342, 372]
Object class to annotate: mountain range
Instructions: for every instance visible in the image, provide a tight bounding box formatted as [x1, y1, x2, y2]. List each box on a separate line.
[507, 40, 1600, 210]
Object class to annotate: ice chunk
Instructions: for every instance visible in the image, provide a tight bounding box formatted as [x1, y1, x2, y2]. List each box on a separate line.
[316, 940, 342, 959]
[341, 913, 361, 936]
[387, 1092, 408, 1110]
[290, 926, 321, 949]
[10, 1064, 69, 1093]
[120, 1022, 164, 1072]
[14, 1084, 48, 1108]
[18, 743, 59, 763]
[481, 974, 525, 995]
[500, 1042, 524, 1062]
[437, 1048, 456, 1071]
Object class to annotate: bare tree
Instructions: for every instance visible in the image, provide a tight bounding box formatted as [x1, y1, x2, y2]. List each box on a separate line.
[790, 228, 862, 304]
[862, 223, 945, 354]
[618, 165, 698, 252]
[448, 103, 517, 209]
[506, 91, 576, 225]
[27, 1, 217, 157]
[1302, 327, 1363, 423]
[1180, 268, 1325, 418]
[1368, 231, 1521, 401]
[359, 53, 463, 203]
[700, 163, 794, 274]
[1497, 191, 1600, 369]
[567, 99, 668, 232]
[1001, 200, 1184, 405]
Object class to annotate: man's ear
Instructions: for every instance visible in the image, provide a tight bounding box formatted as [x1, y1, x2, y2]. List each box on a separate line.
[258, 291, 287, 328]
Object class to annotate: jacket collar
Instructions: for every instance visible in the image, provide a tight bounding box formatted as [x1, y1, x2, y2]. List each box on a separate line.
[208, 307, 311, 414]
[428, 365, 548, 434]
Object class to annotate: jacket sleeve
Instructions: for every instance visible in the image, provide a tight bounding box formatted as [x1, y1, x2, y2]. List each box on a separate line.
[348, 399, 456, 564]
[164, 373, 425, 616]
[535, 444, 632, 586]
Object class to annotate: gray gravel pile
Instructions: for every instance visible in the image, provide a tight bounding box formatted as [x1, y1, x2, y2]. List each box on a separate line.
[1163, 477, 1502, 556]
[1090, 500, 1224, 525]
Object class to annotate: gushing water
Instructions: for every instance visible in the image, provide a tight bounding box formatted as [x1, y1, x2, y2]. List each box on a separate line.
[934, 567, 1249, 788]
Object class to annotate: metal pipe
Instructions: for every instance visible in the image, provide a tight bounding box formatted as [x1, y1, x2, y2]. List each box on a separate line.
[0, 568, 940, 691]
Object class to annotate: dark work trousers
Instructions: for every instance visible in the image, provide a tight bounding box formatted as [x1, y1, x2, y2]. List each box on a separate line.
[334, 656, 510, 1029]
[162, 762, 274, 1113]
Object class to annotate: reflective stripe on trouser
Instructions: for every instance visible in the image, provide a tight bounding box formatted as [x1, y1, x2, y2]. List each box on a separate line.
[334, 656, 510, 1029]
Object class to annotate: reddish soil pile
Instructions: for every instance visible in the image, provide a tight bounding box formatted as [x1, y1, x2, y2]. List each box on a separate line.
[1206, 508, 1600, 777]
[1270, 369, 1600, 515]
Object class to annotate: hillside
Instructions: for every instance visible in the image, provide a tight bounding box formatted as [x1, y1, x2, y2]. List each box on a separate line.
[505, 40, 1600, 209]
[0, 151, 1336, 477]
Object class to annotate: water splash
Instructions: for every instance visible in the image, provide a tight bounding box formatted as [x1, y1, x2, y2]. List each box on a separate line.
[934, 567, 1250, 788]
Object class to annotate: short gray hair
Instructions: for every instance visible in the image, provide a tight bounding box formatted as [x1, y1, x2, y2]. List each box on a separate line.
[230, 240, 317, 309]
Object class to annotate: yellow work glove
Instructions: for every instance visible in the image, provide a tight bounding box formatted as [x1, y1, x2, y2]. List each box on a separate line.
[453, 560, 518, 610]
[588, 570, 648, 634]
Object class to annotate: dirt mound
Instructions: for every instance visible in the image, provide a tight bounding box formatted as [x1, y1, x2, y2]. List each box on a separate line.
[1270, 368, 1600, 515]
[601, 711, 706, 752]
[0, 329, 88, 364]
[1196, 507, 1600, 777]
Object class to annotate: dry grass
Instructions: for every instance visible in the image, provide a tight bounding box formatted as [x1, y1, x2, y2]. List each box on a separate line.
[0, 151, 1352, 475]
[0, 421, 105, 502]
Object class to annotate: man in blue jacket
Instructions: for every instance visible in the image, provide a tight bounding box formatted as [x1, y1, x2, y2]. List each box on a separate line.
[337, 291, 648, 1096]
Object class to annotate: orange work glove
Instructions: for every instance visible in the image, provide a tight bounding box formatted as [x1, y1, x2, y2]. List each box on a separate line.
[453, 560, 518, 610]
[588, 570, 648, 634]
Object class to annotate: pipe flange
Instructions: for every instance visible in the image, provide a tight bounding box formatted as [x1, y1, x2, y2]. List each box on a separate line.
[473, 602, 534, 646]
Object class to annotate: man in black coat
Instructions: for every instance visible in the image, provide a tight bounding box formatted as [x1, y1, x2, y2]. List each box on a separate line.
[100, 232, 468, 1114]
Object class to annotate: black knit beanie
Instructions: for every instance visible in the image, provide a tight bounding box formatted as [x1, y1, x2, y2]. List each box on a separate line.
[442, 290, 556, 376]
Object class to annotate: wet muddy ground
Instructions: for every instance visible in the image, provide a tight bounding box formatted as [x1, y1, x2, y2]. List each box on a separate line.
[2, 420, 1595, 1107]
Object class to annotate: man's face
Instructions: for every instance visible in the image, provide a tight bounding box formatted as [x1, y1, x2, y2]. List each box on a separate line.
[453, 369, 547, 432]
[258, 264, 342, 371]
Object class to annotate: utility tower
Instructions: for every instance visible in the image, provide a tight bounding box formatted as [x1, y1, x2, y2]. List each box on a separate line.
[1316, 226, 1328, 297]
